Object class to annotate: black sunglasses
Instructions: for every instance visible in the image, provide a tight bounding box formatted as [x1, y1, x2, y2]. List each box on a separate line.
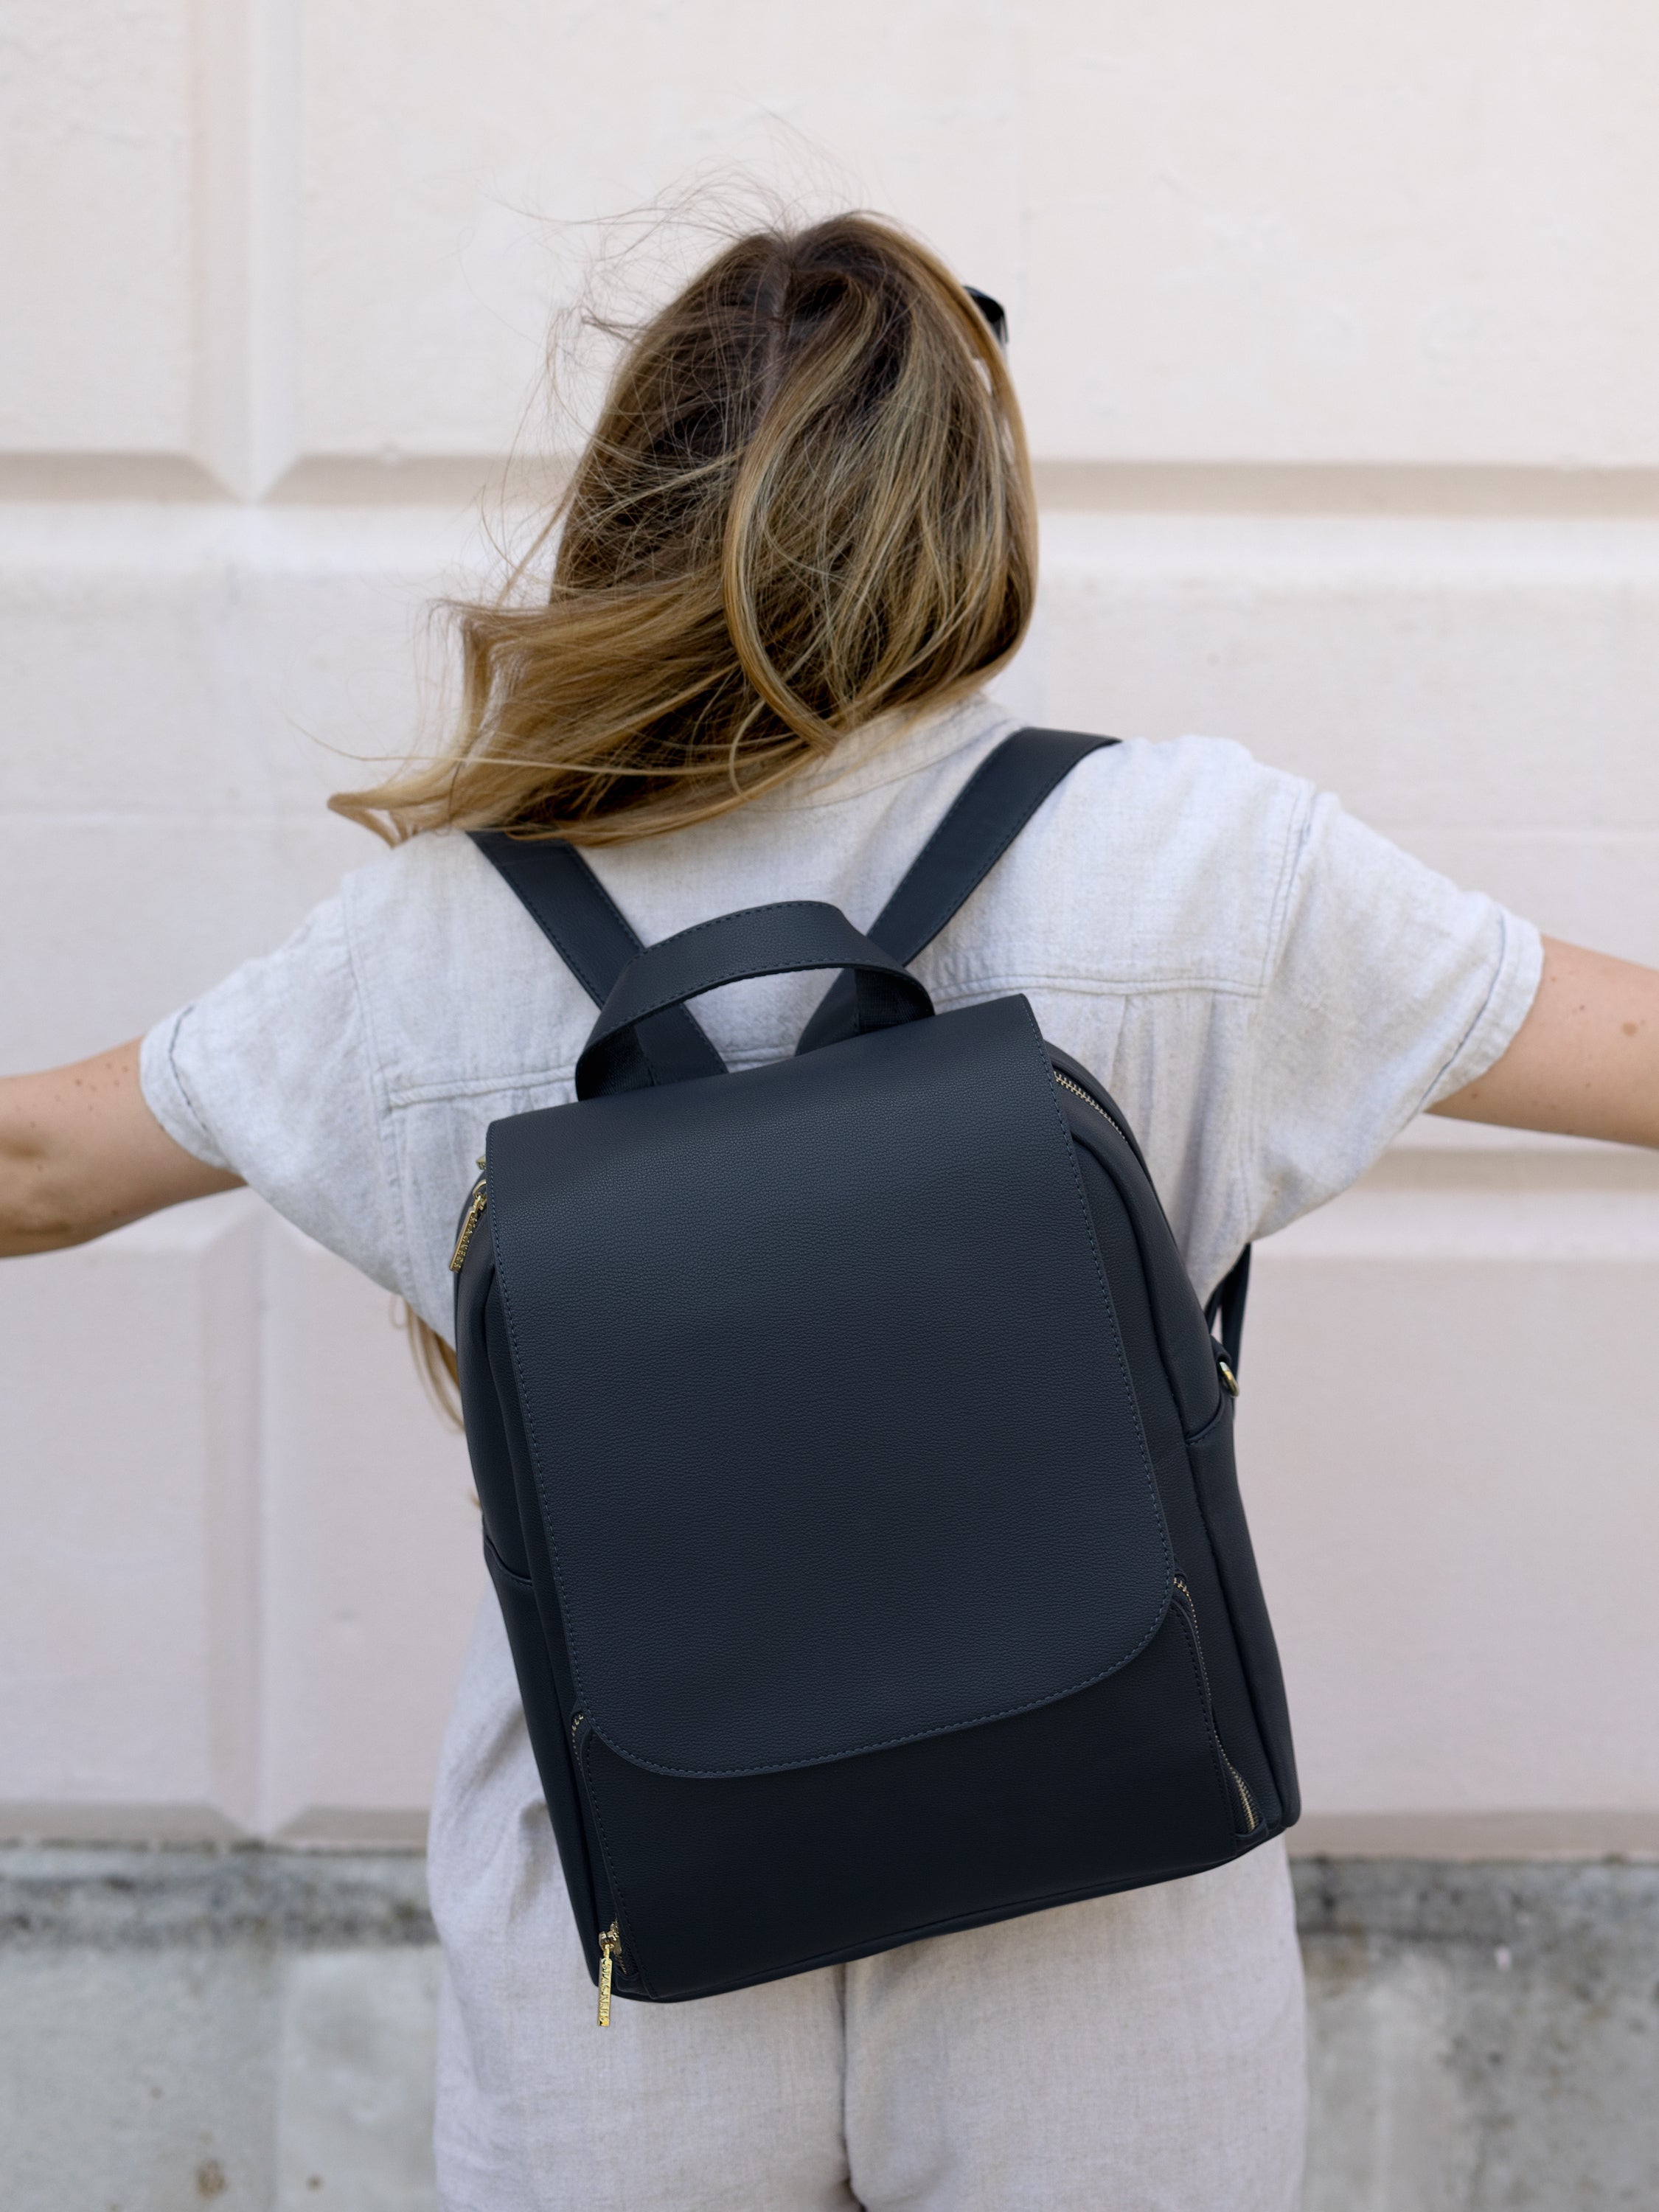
[964, 288, 1008, 347]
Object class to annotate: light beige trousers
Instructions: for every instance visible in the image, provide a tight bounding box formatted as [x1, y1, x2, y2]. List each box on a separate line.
[434, 1832, 1307, 2211]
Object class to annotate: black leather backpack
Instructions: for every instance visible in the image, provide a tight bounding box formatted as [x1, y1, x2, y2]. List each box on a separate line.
[451, 728, 1298, 2023]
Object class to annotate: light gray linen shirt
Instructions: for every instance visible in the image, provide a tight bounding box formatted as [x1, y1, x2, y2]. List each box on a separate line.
[142, 690, 1540, 1335]
[141, 690, 1540, 2209]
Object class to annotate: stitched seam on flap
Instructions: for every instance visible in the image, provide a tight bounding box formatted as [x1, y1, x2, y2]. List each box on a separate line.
[582, 1001, 1175, 1781]
[500, 995, 1175, 1784]
[493, 1246, 658, 1986]
[1018, 990, 1173, 1615]
[487, 1197, 599, 1727]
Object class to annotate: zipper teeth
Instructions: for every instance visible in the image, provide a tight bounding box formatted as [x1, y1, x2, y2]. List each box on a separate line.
[1172, 1576, 1259, 1832]
[597, 1920, 618, 2027]
[448, 1180, 487, 1273]
[570, 1715, 614, 1985]
[1053, 1071, 1133, 1149]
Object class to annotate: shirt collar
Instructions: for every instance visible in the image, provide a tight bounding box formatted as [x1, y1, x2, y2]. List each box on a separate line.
[756, 689, 1018, 814]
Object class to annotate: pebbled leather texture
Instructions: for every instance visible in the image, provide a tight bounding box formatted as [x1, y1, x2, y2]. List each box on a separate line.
[490, 992, 1172, 1775]
[453, 727, 1298, 2004]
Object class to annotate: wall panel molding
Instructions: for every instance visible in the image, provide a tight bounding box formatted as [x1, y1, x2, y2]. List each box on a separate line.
[190, 0, 302, 498]
[18, 455, 1659, 518]
[1032, 461, 1659, 518]
[4, 0, 1656, 1859]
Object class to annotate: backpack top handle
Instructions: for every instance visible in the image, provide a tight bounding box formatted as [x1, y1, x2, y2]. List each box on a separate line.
[576, 901, 934, 1099]
[471, 728, 1119, 1078]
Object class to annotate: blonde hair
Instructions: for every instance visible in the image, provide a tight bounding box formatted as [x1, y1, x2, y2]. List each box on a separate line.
[331, 212, 1036, 848]
[341, 212, 1038, 1412]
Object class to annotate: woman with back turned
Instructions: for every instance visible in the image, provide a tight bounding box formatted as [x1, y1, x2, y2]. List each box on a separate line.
[4, 213, 1656, 2211]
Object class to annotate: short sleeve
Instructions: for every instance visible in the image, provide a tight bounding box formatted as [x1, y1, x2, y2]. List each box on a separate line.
[1244, 795, 1543, 1242]
[139, 893, 410, 1301]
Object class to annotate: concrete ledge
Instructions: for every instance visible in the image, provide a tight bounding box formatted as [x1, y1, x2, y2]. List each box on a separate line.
[2, 1848, 1657, 2209]
[0, 1845, 434, 1952]
[1290, 1807, 1659, 1858]
[0, 1848, 441, 2212]
[1294, 1854, 1659, 1939]
[1295, 1857, 1659, 2210]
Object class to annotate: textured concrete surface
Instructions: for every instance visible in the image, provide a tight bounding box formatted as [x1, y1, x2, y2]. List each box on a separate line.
[1296, 1859, 1659, 2210]
[2, 1848, 1656, 2209]
[0, 1851, 438, 2212]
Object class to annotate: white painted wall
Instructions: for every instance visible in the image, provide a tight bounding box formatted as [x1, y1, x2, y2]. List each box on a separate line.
[2, 1, 1655, 1852]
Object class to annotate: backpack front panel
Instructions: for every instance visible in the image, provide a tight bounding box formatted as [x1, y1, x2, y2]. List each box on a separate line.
[576, 1597, 1242, 2000]
[453, 1012, 1296, 2007]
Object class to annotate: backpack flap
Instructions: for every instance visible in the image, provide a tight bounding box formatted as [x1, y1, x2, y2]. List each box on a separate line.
[485, 986, 1173, 1781]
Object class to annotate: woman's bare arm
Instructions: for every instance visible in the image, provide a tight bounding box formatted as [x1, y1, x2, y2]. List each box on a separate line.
[0, 1040, 241, 1257]
[1, 933, 1652, 1265]
[1431, 936, 1659, 1148]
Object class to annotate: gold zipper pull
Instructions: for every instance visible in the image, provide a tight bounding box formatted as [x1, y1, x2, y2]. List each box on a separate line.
[597, 1922, 619, 2027]
[449, 1183, 487, 1273]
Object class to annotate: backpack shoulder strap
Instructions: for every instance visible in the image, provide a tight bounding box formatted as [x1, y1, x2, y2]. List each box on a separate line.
[1205, 1245, 1251, 1377]
[470, 830, 726, 1086]
[869, 726, 1119, 963]
[796, 726, 1118, 1054]
[818, 722, 1255, 1373]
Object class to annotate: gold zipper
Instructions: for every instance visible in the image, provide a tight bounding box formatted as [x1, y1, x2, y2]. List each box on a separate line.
[1053, 1069, 1133, 1149]
[448, 1183, 487, 1273]
[1172, 1576, 1259, 1832]
[597, 1921, 619, 2026]
[571, 1716, 619, 2024]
